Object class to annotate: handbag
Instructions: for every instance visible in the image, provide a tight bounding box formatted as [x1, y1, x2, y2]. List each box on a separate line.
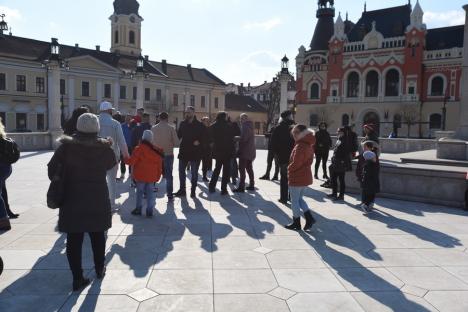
[47, 148, 67, 209]
[330, 156, 347, 173]
[0, 137, 20, 164]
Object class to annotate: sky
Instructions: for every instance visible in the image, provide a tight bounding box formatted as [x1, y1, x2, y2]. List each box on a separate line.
[0, 0, 466, 85]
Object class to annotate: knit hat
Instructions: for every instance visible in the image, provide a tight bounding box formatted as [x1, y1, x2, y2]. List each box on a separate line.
[142, 130, 153, 142]
[76, 113, 100, 134]
[280, 110, 292, 119]
[363, 151, 376, 161]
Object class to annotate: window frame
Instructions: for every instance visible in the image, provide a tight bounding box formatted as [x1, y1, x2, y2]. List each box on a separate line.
[16, 75, 26, 92]
[81, 81, 90, 97]
[36, 77, 45, 94]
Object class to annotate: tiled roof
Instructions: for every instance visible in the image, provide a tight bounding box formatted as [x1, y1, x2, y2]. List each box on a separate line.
[426, 25, 465, 51]
[225, 94, 267, 113]
[310, 9, 335, 51]
[347, 4, 411, 42]
[113, 0, 141, 18]
[0, 35, 225, 85]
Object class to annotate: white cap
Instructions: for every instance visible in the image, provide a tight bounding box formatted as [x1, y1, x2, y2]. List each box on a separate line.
[99, 101, 114, 112]
[142, 130, 153, 142]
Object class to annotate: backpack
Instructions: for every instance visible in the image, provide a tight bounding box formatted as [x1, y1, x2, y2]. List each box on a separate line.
[0, 137, 20, 164]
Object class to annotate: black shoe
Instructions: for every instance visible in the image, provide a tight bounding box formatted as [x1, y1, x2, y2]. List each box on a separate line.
[233, 188, 245, 193]
[337, 194, 345, 200]
[285, 217, 301, 231]
[271, 176, 279, 181]
[231, 178, 237, 185]
[303, 211, 316, 231]
[327, 193, 337, 200]
[221, 189, 228, 195]
[314, 174, 319, 180]
[202, 176, 209, 182]
[208, 187, 216, 194]
[73, 278, 91, 292]
[278, 198, 289, 205]
[259, 175, 270, 180]
[246, 186, 255, 191]
[167, 195, 174, 201]
[131, 208, 142, 216]
[7, 213, 19, 219]
[96, 267, 106, 279]
[323, 174, 329, 180]
[190, 190, 196, 198]
[174, 190, 186, 197]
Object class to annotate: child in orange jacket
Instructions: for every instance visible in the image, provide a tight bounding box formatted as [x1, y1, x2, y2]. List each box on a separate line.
[125, 130, 163, 217]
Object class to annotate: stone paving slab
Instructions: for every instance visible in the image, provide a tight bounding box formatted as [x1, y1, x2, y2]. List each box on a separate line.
[0, 150, 468, 311]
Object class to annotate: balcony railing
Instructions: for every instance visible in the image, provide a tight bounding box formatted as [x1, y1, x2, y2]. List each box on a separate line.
[326, 94, 420, 104]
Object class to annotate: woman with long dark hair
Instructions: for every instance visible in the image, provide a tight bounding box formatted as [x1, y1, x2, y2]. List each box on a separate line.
[63, 106, 90, 136]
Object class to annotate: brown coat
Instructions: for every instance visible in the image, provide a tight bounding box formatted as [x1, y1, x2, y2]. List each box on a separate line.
[238, 120, 256, 161]
[288, 130, 316, 187]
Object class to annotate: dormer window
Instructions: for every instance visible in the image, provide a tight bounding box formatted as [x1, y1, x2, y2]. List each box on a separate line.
[129, 31, 135, 44]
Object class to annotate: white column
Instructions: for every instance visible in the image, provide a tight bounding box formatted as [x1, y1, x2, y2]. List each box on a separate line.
[279, 73, 289, 113]
[457, 5, 468, 139]
[165, 86, 170, 112]
[136, 74, 144, 110]
[68, 76, 75, 116]
[47, 63, 61, 131]
[113, 80, 120, 111]
[207, 91, 212, 119]
[96, 79, 103, 107]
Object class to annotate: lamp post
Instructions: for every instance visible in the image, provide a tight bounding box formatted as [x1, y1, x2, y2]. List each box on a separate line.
[442, 95, 450, 131]
[0, 14, 8, 36]
[135, 54, 145, 111]
[279, 55, 290, 114]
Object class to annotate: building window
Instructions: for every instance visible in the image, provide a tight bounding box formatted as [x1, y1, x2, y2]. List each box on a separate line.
[342, 114, 350, 126]
[346, 72, 359, 98]
[214, 97, 219, 109]
[156, 89, 162, 101]
[16, 75, 26, 92]
[145, 88, 150, 101]
[120, 86, 127, 99]
[190, 95, 195, 106]
[365, 71, 379, 97]
[114, 30, 119, 44]
[104, 84, 112, 98]
[385, 69, 400, 96]
[60, 79, 66, 95]
[0, 73, 5, 90]
[0, 112, 6, 125]
[408, 86, 415, 95]
[429, 113, 442, 129]
[81, 81, 90, 97]
[201, 96, 206, 108]
[173, 94, 179, 106]
[129, 31, 135, 44]
[16, 113, 27, 130]
[309, 114, 319, 127]
[332, 89, 338, 97]
[37, 114, 45, 131]
[36, 77, 45, 93]
[133, 87, 137, 100]
[430, 76, 445, 96]
[310, 83, 319, 99]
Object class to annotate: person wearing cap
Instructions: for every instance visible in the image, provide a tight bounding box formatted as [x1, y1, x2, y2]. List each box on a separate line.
[98, 101, 130, 207]
[234, 113, 256, 193]
[174, 106, 206, 198]
[359, 142, 380, 214]
[271, 110, 296, 204]
[48, 113, 117, 291]
[356, 124, 380, 182]
[125, 130, 164, 217]
[152, 112, 179, 200]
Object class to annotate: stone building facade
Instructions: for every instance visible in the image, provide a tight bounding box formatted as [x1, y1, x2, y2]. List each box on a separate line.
[0, 0, 226, 133]
[295, 0, 465, 138]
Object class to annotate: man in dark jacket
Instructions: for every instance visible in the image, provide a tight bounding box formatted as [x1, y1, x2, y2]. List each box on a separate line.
[360, 147, 380, 214]
[208, 112, 235, 195]
[260, 123, 279, 181]
[131, 113, 152, 151]
[314, 122, 332, 180]
[175, 106, 206, 198]
[271, 110, 295, 204]
[327, 127, 352, 201]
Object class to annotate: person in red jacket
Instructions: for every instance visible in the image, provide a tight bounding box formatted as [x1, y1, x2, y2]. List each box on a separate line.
[125, 130, 163, 217]
[285, 124, 317, 231]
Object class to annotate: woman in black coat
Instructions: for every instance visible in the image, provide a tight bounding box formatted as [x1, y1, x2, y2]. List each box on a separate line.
[327, 127, 351, 201]
[48, 113, 116, 291]
[314, 122, 332, 180]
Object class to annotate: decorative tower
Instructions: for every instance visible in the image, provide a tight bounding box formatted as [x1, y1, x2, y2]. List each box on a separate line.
[110, 0, 143, 56]
[310, 0, 336, 51]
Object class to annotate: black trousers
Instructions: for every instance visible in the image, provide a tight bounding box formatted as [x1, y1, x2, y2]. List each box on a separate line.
[209, 158, 231, 192]
[66, 232, 106, 281]
[331, 171, 346, 196]
[265, 150, 279, 178]
[361, 189, 376, 205]
[315, 151, 329, 177]
[202, 151, 212, 178]
[1, 184, 13, 217]
[279, 164, 289, 201]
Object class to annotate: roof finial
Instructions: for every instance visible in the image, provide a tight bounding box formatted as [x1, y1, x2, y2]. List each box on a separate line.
[364, 2, 367, 12]
[346, 12, 349, 21]
[409, 0, 411, 6]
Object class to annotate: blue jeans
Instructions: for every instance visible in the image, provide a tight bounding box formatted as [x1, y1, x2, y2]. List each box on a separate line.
[0, 164, 12, 219]
[164, 155, 174, 197]
[136, 182, 156, 216]
[178, 160, 200, 192]
[289, 186, 310, 218]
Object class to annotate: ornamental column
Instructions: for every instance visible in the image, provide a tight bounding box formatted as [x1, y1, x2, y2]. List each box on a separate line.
[457, 5, 468, 139]
[136, 73, 144, 110]
[279, 55, 290, 114]
[47, 63, 61, 132]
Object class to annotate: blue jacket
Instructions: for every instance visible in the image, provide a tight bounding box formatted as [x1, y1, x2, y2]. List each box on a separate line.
[121, 123, 133, 148]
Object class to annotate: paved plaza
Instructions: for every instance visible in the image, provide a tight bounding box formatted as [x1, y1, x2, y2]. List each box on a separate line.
[0, 150, 468, 312]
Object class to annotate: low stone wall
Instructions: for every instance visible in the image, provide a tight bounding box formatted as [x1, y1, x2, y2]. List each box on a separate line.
[8, 132, 52, 152]
[345, 162, 467, 208]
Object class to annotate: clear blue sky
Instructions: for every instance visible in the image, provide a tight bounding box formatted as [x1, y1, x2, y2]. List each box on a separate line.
[0, 0, 466, 85]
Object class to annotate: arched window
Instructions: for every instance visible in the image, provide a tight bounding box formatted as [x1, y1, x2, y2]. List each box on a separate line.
[129, 31, 135, 44]
[347, 72, 360, 98]
[342, 114, 350, 126]
[385, 69, 400, 96]
[365, 71, 379, 97]
[310, 83, 319, 99]
[430, 76, 444, 96]
[114, 31, 119, 44]
[429, 113, 442, 129]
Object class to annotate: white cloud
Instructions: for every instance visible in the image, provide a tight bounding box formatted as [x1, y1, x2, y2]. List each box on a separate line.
[0, 6, 22, 22]
[425, 11, 465, 27]
[243, 17, 283, 31]
[225, 50, 283, 84]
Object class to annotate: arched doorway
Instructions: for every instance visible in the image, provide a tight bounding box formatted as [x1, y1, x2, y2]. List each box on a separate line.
[363, 111, 380, 136]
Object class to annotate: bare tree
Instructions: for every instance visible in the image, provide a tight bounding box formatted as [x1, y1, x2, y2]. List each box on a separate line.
[265, 76, 281, 131]
[401, 105, 419, 138]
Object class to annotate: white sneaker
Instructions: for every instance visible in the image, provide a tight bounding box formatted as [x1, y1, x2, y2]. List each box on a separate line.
[360, 203, 369, 214]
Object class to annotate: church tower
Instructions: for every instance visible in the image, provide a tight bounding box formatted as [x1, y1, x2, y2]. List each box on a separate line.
[110, 0, 143, 55]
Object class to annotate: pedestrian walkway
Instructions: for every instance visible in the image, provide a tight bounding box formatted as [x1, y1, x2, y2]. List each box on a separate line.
[0, 150, 468, 312]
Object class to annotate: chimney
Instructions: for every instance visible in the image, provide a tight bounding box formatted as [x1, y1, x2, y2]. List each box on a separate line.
[264, 81, 267, 84]
[187, 64, 193, 79]
[75, 43, 79, 48]
[162, 59, 167, 74]
[144, 55, 149, 61]
[248, 82, 251, 88]
[96, 45, 100, 51]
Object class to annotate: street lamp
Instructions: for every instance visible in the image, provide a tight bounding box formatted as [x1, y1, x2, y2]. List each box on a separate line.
[50, 38, 60, 60]
[281, 55, 289, 74]
[442, 95, 450, 131]
[0, 14, 8, 36]
[136, 54, 144, 72]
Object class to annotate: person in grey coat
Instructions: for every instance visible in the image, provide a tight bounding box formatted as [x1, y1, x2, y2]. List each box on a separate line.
[234, 113, 256, 193]
[48, 113, 116, 291]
